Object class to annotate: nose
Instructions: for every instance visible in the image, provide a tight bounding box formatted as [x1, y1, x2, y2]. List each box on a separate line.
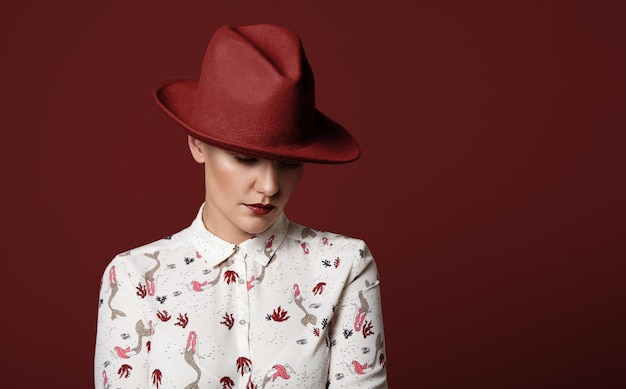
[254, 161, 279, 197]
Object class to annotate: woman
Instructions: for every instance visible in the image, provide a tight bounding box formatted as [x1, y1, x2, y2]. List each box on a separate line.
[94, 24, 388, 388]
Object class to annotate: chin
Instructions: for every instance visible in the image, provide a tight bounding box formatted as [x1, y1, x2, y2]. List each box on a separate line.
[240, 219, 274, 236]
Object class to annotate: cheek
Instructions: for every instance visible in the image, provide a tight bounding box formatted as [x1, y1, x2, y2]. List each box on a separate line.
[206, 164, 244, 197]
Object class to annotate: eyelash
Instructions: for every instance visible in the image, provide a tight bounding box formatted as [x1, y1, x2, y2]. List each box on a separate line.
[233, 155, 302, 168]
[234, 155, 257, 165]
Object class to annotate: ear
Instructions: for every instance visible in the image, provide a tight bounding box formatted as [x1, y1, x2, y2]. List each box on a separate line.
[188, 135, 206, 163]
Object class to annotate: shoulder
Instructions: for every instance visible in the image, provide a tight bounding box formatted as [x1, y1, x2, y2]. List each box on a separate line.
[284, 221, 380, 287]
[285, 220, 370, 258]
[107, 224, 194, 274]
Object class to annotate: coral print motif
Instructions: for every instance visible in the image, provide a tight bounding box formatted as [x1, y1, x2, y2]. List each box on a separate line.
[220, 376, 235, 388]
[268, 306, 289, 322]
[312, 282, 326, 295]
[237, 357, 252, 376]
[156, 310, 171, 322]
[151, 369, 163, 388]
[95, 208, 387, 387]
[224, 270, 240, 284]
[118, 364, 132, 378]
[221, 312, 235, 329]
[176, 313, 190, 328]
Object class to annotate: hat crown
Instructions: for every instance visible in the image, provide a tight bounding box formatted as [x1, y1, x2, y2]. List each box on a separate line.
[153, 23, 360, 163]
[197, 24, 315, 146]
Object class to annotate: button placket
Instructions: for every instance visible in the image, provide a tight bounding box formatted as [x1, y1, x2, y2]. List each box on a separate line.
[233, 252, 252, 359]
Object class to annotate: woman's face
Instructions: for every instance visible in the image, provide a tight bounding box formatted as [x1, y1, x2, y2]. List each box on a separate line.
[189, 136, 304, 244]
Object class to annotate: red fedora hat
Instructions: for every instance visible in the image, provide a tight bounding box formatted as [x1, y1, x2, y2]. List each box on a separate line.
[153, 24, 360, 163]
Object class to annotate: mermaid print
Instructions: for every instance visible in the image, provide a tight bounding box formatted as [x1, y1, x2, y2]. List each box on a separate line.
[143, 251, 161, 296]
[353, 290, 370, 332]
[183, 331, 202, 389]
[261, 363, 295, 388]
[113, 319, 153, 359]
[107, 266, 126, 320]
[292, 284, 317, 326]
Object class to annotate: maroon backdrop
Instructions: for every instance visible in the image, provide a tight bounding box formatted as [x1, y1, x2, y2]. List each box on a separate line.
[1, 1, 624, 387]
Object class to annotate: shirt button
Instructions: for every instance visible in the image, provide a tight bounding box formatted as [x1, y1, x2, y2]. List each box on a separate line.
[238, 279, 245, 284]
[239, 319, 246, 325]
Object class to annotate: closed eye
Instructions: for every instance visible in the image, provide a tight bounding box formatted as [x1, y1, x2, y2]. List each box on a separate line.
[234, 154, 258, 165]
[233, 154, 302, 168]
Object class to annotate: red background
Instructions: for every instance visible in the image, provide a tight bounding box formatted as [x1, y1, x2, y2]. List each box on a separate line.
[1, 1, 624, 387]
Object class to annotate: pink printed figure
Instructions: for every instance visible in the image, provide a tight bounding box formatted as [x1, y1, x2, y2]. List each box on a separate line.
[354, 309, 367, 331]
[102, 370, 110, 389]
[262, 363, 294, 388]
[264, 235, 277, 260]
[184, 331, 202, 388]
[353, 291, 370, 332]
[271, 364, 292, 380]
[146, 279, 156, 296]
[113, 320, 153, 359]
[292, 284, 317, 326]
[301, 242, 309, 254]
[350, 333, 386, 376]
[351, 360, 368, 375]
[107, 265, 126, 320]
[191, 280, 208, 292]
[265, 235, 275, 249]
[109, 266, 117, 285]
[247, 276, 256, 291]
[114, 346, 131, 359]
[186, 331, 198, 352]
[143, 251, 161, 296]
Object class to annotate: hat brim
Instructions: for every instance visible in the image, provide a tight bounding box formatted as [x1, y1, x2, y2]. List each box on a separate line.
[153, 79, 361, 164]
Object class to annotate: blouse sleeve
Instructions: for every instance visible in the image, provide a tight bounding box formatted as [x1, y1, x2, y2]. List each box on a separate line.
[94, 257, 152, 389]
[328, 241, 388, 388]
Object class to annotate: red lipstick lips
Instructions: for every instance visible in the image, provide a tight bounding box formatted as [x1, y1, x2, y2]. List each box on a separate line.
[245, 203, 275, 215]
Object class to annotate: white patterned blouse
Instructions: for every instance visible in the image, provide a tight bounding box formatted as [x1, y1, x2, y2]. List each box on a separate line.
[94, 204, 388, 388]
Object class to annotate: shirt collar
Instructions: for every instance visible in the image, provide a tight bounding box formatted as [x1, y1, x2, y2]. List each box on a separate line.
[191, 203, 289, 267]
